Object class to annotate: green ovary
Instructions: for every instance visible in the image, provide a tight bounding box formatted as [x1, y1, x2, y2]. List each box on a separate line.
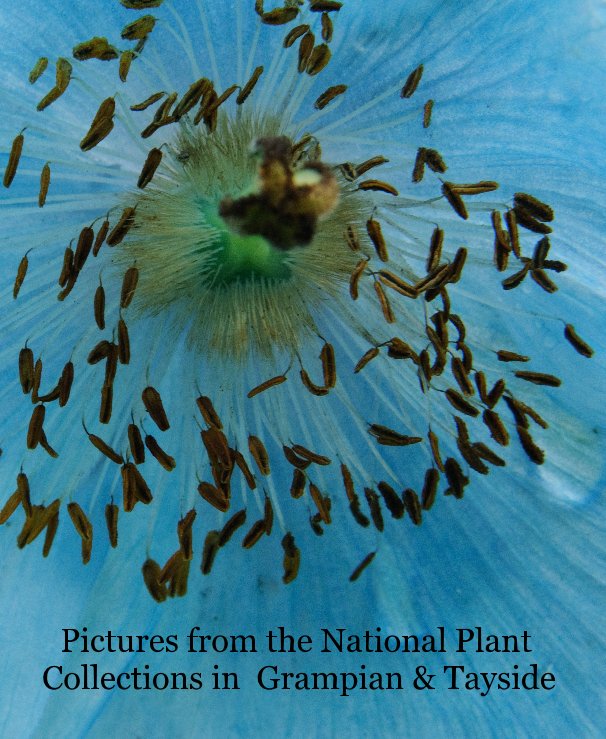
[201, 203, 291, 284]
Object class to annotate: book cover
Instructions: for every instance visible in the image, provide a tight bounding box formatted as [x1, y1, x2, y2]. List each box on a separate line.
[1, 1, 604, 736]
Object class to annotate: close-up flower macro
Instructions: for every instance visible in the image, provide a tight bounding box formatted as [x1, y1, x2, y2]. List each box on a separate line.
[1, 0, 605, 736]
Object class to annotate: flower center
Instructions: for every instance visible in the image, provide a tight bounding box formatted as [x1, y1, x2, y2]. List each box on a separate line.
[118, 116, 362, 357]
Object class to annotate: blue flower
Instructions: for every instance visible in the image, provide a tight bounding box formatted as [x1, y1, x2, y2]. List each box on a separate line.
[1, 0, 605, 735]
